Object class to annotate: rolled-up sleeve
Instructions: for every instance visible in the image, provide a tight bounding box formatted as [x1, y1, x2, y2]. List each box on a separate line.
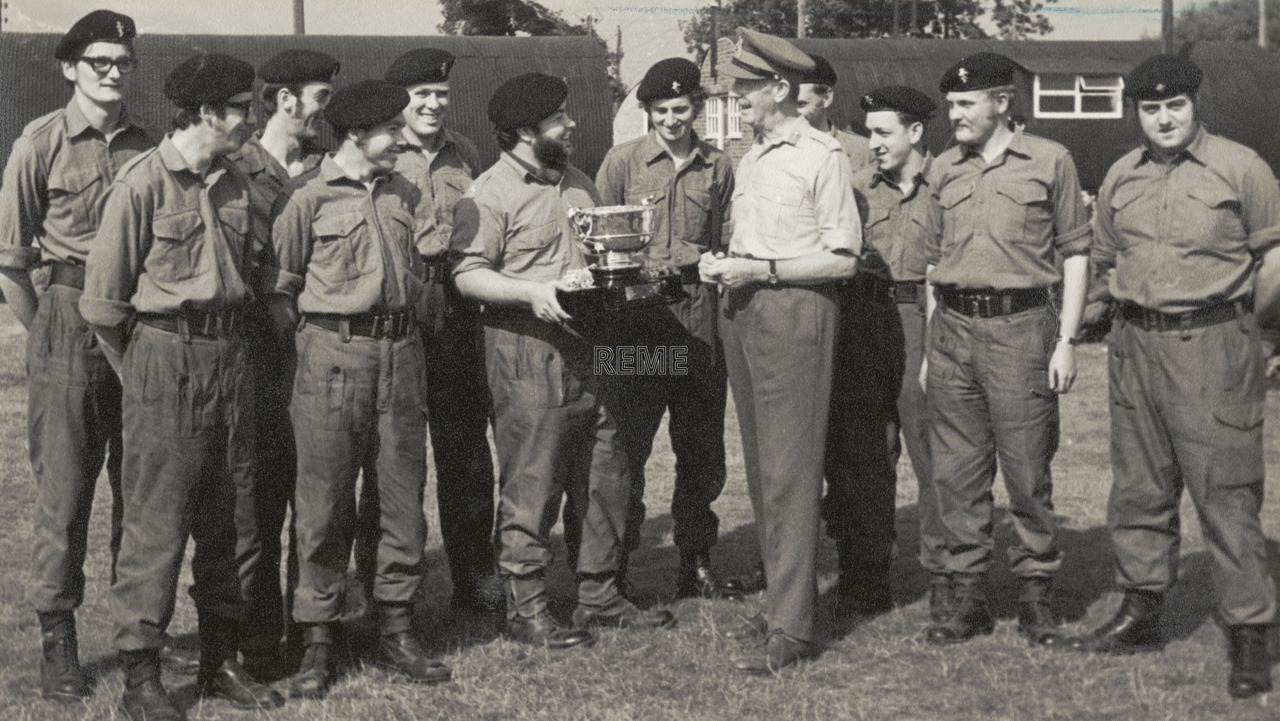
[268, 192, 310, 298]
[81, 183, 145, 328]
[812, 149, 862, 256]
[450, 193, 504, 276]
[1051, 151, 1091, 258]
[1242, 156, 1280, 255]
[0, 136, 49, 271]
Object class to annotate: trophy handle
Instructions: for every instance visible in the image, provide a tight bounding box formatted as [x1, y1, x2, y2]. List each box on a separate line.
[568, 207, 593, 237]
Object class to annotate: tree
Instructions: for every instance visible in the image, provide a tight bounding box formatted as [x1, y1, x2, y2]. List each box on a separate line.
[682, 0, 1059, 59]
[439, 0, 626, 105]
[1175, 0, 1279, 47]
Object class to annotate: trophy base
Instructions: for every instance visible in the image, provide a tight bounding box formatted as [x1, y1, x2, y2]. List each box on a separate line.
[557, 267, 687, 315]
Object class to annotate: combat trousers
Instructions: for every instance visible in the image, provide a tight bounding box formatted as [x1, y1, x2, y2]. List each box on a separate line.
[721, 284, 839, 642]
[483, 314, 629, 617]
[290, 323, 427, 632]
[110, 322, 252, 651]
[927, 302, 1062, 579]
[897, 292, 939, 573]
[27, 284, 124, 613]
[238, 314, 298, 654]
[1108, 311, 1276, 626]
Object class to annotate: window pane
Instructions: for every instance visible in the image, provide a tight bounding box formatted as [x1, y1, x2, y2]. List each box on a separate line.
[1081, 94, 1118, 114]
[1037, 74, 1075, 91]
[1038, 95, 1075, 114]
[1080, 74, 1123, 90]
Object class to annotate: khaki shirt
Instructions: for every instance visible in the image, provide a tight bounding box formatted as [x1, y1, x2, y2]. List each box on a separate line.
[852, 156, 936, 284]
[393, 128, 481, 259]
[926, 129, 1091, 290]
[833, 127, 876, 175]
[730, 116, 862, 260]
[228, 133, 324, 256]
[267, 155, 424, 315]
[1093, 127, 1280, 314]
[452, 153, 600, 283]
[81, 136, 256, 328]
[0, 99, 153, 270]
[595, 131, 734, 268]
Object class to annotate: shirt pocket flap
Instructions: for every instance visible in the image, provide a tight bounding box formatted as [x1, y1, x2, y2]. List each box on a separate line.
[314, 211, 365, 238]
[1213, 401, 1264, 432]
[625, 188, 667, 206]
[508, 219, 560, 253]
[683, 187, 711, 211]
[1187, 185, 1241, 211]
[152, 210, 204, 241]
[1109, 185, 1145, 213]
[865, 205, 893, 228]
[995, 182, 1049, 205]
[757, 181, 804, 207]
[219, 207, 250, 235]
[939, 183, 973, 210]
[48, 168, 101, 196]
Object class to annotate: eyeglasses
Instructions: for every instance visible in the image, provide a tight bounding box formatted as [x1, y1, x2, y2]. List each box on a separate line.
[225, 100, 254, 115]
[78, 56, 137, 75]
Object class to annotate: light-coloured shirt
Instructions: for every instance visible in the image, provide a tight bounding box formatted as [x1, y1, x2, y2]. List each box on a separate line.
[81, 136, 256, 328]
[926, 129, 1091, 290]
[1092, 126, 1280, 314]
[451, 153, 600, 283]
[833, 127, 876, 175]
[0, 99, 153, 270]
[852, 155, 936, 284]
[595, 131, 734, 268]
[393, 128, 481, 259]
[729, 116, 862, 260]
[267, 155, 424, 315]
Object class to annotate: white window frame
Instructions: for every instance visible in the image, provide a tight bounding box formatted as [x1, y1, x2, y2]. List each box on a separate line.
[1033, 73, 1125, 120]
[705, 96, 724, 140]
[726, 96, 743, 139]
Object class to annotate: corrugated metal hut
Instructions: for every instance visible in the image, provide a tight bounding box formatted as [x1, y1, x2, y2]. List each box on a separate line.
[698, 38, 1280, 190]
[0, 33, 613, 177]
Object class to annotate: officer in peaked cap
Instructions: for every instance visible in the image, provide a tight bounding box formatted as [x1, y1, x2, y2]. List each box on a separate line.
[82, 50, 285, 719]
[379, 46, 500, 617]
[0, 7, 150, 704]
[1071, 53, 1280, 700]
[922, 50, 1090, 648]
[704, 27, 861, 674]
[797, 54, 874, 171]
[227, 46, 337, 682]
[588, 57, 738, 601]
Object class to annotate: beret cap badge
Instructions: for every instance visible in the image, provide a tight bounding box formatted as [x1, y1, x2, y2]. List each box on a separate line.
[958, 67, 969, 84]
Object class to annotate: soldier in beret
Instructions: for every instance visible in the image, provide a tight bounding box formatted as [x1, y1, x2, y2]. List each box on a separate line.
[381, 47, 501, 616]
[1070, 54, 1280, 699]
[922, 52, 1090, 647]
[586, 57, 737, 601]
[797, 54, 875, 172]
[451, 72, 675, 650]
[0, 8, 151, 703]
[701, 28, 861, 673]
[262, 79, 452, 698]
[824, 86, 940, 622]
[228, 46, 338, 681]
[81, 52, 283, 720]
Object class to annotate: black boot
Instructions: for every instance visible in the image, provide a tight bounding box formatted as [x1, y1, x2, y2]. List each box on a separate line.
[195, 615, 284, 710]
[377, 605, 452, 684]
[503, 575, 595, 649]
[289, 623, 333, 700]
[929, 574, 955, 623]
[119, 649, 184, 721]
[833, 540, 894, 619]
[1226, 624, 1273, 699]
[676, 548, 742, 601]
[1066, 590, 1163, 654]
[37, 611, 89, 702]
[1017, 577, 1062, 647]
[925, 574, 994, 645]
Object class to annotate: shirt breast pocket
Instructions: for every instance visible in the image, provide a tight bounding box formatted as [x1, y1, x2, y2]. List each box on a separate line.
[47, 168, 103, 237]
[507, 219, 561, 257]
[993, 182, 1050, 244]
[1108, 185, 1147, 251]
[148, 210, 203, 282]
[679, 188, 712, 249]
[311, 211, 364, 284]
[218, 206, 251, 264]
[939, 183, 973, 251]
[755, 181, 808, 245]
[1181, 185, 1245, 249]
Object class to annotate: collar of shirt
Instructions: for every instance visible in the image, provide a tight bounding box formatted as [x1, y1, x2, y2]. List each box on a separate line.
[400, 127, 457, 155]
[642, 130, 709, 168]
[756, 115, 808, 150]
[1136, 123, 1208, 168]
[954, 127, 1031, 166]
[500, 151, 562, 186]
[63, 96, 142, 139]
[318, 153, 391, 189]
[871, 152, 933, 195]
[157, 135, 230, 184]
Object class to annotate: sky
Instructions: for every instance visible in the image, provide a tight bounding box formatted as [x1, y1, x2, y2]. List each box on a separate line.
[3, 0, 1176, 87]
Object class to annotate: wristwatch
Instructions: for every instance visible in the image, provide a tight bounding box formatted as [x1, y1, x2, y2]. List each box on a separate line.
[766, 259, 780, 287]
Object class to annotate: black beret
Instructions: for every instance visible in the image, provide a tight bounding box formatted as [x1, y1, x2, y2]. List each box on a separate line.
[721, 27, 815, 80]
[800, 54, 838, 87]
[488, 73, 569, 131]
[325, 79, 410, 133]
[637, 58, 701, 103]
[259, 49, 339, 85]
[385, 48, 456, 87]
[940, 52, 1019, 93]
[55, 10, 136, 61]
[860, 85, 937, 119]
[164, 54, 256, 109]
[1124, 54, 1203, 101]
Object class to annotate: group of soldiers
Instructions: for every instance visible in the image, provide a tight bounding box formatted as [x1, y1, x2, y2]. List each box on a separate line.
[2, 9, 1277, 720]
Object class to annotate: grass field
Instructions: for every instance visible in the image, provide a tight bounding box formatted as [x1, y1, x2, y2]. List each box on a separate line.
[0, 312, 1276, 721]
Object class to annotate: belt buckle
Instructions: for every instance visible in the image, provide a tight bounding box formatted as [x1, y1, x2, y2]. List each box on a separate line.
[975, 294, 995, 318]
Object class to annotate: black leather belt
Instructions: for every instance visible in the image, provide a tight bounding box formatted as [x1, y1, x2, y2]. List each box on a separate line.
[938, 287, 1049, 318]
[894, 280, 923, 304]
[421, 254, 449, 285]
[137, 308, 243, 338]
[847, 274, 894, 304]
[48, 262, 85, 289]
[306, 310, 414, 340]
[678, 264, 702, 284]
[1119, 300, 1249, 332]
